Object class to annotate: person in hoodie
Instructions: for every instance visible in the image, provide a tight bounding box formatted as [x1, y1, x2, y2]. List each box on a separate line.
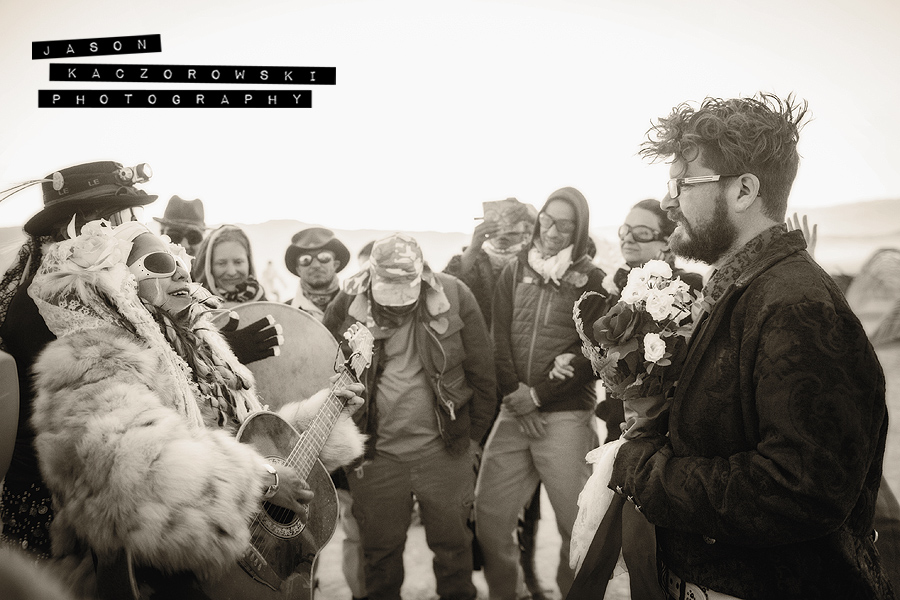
[192, 224, 267, 307]
[474, 187, 610, 600]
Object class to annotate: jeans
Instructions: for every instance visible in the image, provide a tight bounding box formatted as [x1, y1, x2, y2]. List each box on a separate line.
[336, 487, 368, 598]
[475, 407, 596, 600]
[348, 447, 477, 600]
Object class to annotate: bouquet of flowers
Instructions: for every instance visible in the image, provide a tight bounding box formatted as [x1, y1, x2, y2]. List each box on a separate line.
[569, 259, 700, 574]
[575, 259, 698, 437]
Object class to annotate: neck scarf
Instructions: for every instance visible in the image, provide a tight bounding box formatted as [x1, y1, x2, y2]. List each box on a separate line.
[216, 274, 266, 304]
[300, 277, 340, 312]
[482, 239, 527, 274]
[528, 244, 574, 285]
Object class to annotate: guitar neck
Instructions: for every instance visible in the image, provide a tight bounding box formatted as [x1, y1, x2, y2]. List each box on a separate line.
[284, 354, 364, 478]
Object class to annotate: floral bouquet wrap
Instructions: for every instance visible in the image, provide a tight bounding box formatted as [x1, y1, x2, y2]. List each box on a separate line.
[569, 259, 699, 574]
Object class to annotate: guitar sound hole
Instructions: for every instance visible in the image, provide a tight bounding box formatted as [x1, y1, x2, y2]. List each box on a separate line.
[263, 501, 299, 525]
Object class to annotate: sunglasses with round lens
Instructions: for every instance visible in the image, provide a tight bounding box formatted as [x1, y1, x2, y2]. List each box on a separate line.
[667, 174, 740, 200]
[618, 224, 664, 243]
[538, 212, 576, 235]
[130, 251, 177, 280]
[164, 228, 204, 246]
[297, 251, 335, 267]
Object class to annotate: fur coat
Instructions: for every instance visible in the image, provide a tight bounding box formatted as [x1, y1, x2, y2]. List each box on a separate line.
[31, 323, 366, 584]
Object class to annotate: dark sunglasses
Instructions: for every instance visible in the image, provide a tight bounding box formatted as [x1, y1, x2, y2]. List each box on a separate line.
[667, 174, 740, 200]
[297, 251, 335, 267]
[618, 224, 665, 243]
[164, 228, 204, 246]
[130, 251, 178, 279]
[538, 212, 577, 235]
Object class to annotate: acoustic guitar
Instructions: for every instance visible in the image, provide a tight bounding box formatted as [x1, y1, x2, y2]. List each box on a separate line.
[107, 323, 373, 600]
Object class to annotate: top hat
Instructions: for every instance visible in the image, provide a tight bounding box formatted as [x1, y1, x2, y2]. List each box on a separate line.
[284, 227, 351, 277]
[24, 161, 157, 236]
[153, 196, 207, 232]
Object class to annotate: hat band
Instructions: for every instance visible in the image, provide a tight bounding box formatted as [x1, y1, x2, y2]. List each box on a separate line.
[44, 184, 142, 207]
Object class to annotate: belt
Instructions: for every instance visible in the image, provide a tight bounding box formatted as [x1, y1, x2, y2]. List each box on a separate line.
[659, 561, 744, 600]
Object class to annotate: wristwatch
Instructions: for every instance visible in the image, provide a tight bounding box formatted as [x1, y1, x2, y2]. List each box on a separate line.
[262, 462, 279, 500]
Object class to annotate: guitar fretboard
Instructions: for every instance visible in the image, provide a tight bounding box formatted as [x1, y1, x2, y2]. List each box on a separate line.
[284, 352, 366, 477]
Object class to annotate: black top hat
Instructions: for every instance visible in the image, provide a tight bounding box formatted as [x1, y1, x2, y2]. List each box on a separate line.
[153, 196, 207, 232]
[284, 227, 351, 277]
[24, 161, 157, 236]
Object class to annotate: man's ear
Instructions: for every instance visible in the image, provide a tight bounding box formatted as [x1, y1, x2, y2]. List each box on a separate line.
[733, 173, 761, 213]
[335, 260, 342, 271]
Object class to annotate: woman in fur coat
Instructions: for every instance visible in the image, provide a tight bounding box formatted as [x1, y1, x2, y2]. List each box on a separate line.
[25, 219, 366, 595]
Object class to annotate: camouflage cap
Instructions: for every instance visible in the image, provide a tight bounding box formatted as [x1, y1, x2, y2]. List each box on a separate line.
[370, 233, 424, 307]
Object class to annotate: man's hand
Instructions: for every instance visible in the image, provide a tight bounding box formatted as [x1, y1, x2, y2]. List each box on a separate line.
[503, 383, 537, 417]
[549, 352, 576, 380]
[330, 374, 365, 416]
[265, 463, 315, 513]
[516, 411, 547, 439]
[786, 212, 817, 259]
[220, 313, 284, 365]
[470, 219, 501, 250]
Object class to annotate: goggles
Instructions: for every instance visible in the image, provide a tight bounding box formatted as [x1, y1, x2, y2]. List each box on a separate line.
[618, 224, 665, 243]
[297, 251, 335, 267]
[129, 250, 178, 280]
[164, 227, 204, 246]
[538, 212, 576, 235]
[667, 174, 740, 200]
[106, 206, 145, 227]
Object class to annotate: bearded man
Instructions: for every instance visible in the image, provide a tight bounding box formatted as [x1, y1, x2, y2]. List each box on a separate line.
[607, 93, 893, 599]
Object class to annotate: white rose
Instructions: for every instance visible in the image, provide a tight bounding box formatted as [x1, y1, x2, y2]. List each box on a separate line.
[620, 279, 649, 305]
[643, 332, 667, 363]
[644, 289, 675, 321]
[643, 260, 673, 280]
[626, 265, 650, 286]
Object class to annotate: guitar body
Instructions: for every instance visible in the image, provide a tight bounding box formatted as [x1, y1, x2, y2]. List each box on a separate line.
[202, 411, 339, 600]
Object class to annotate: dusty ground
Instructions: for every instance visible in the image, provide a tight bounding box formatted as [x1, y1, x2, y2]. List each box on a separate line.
[315, 341, 900, 600]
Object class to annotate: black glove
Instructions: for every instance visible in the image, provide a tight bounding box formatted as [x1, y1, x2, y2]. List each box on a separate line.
[219, 313, 283, 365]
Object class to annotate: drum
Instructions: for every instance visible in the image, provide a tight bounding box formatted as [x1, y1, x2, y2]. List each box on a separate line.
[230, 302, 339, 410]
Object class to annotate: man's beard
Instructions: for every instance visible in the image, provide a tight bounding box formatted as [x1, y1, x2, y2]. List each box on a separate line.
[668, 194, 737, 265]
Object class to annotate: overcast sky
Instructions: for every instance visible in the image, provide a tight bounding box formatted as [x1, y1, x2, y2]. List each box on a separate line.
[1, 0, 898, 234]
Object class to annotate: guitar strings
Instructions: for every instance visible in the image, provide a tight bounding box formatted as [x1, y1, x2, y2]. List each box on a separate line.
[250, 367, 357, 561]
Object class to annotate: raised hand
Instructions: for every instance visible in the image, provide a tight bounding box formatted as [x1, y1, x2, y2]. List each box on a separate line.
[220, 313, 284, 364]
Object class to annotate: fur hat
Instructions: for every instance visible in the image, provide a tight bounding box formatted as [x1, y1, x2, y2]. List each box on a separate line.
[284, 227, 351, 277]
[153, 196, 207, 232]
[24, 161, 157, 236]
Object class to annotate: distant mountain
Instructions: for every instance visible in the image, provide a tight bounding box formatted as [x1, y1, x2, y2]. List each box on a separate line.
[2, 198, 898, 283]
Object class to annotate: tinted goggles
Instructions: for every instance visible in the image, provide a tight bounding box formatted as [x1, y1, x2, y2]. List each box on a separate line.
[130, 251, 178, 280]
[297, 251, 335, 267]
[538, 212, 577, 235]
[618, 224, 665, 243]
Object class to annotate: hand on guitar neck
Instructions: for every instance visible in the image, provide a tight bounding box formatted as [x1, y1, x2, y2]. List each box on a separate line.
[264, 379, 364, 513]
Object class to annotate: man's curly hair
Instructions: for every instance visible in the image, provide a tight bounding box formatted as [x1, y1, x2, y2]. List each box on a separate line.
[640, 93, 809, 221]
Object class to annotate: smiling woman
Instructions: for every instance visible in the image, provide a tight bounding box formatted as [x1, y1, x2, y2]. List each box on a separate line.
[192, 224, 267, 306]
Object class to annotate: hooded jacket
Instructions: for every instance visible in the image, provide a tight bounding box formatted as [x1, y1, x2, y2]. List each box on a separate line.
[492, 187, 610, 411]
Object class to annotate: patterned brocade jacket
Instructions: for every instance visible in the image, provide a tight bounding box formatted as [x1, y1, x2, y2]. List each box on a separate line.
[612, 227, 894, 599]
